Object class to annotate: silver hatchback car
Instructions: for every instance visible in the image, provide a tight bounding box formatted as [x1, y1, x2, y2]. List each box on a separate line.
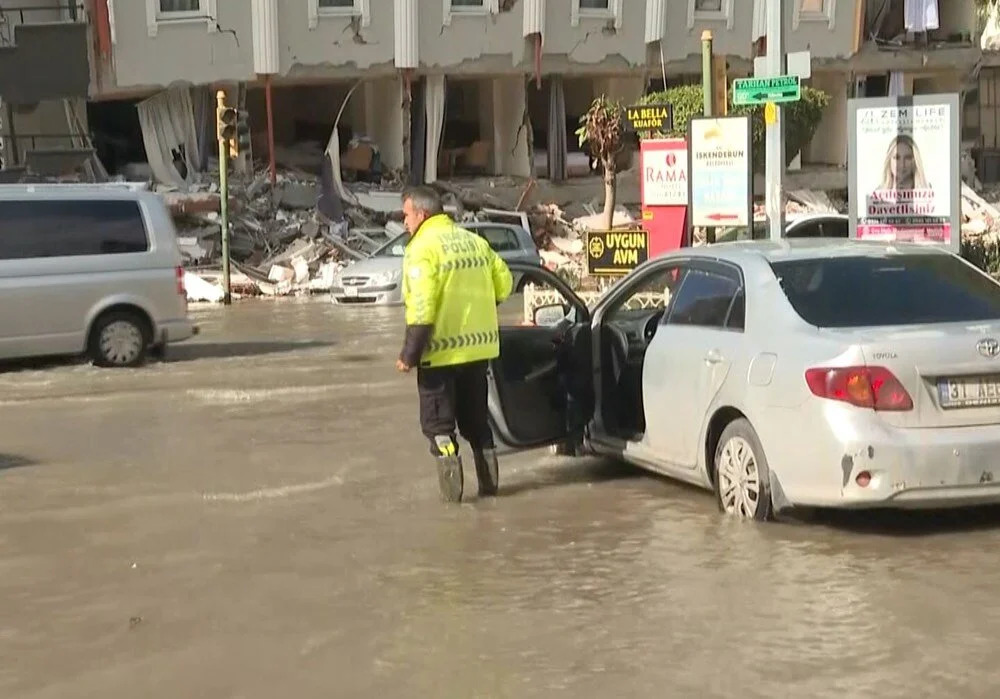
[0, 184, 197, 368]
[331, 221, 541, 306]
[488, 240, 1000, 520]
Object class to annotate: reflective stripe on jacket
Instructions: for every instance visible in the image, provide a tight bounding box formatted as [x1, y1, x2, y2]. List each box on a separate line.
[402, 214, 513, 368]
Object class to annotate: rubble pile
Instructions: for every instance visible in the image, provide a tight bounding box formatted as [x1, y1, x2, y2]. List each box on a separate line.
[168, 162, 402, 302]
[961, 183, 1000, 243]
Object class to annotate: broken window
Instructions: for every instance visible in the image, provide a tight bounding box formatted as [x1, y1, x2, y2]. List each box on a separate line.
[689, 0, 731, 29]
[793, 0, 834, 29]
[571, 0, 620, 26]
[159, 0, 200, 14]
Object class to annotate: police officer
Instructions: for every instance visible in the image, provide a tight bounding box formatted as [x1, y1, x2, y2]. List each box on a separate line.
[395, 186, 513, 503]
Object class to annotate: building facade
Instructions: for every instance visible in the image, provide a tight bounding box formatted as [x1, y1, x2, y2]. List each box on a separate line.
[0, 0, 91, 176]
[1, 0, 988, 186]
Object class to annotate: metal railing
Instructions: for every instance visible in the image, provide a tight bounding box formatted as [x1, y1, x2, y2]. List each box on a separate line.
[1, 133, 91, 168]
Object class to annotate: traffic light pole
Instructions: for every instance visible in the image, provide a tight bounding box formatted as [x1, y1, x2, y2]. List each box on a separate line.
[765, 0, 786, 242]
[216, 90, 232, 306]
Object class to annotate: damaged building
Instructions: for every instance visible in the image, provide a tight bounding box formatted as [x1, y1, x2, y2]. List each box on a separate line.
[0, 1, 986, 190]
[0, 0, 996, 297]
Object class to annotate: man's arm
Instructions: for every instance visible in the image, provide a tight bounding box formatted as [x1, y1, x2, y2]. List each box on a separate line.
[399, 246, 439, 368]
[489, 249, 513, 304]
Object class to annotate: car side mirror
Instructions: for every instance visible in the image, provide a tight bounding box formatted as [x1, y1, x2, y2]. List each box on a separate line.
[533, 303, 569, 327]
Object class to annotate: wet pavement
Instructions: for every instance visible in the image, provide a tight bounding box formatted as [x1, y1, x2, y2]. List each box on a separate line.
[2, 298, 1000, 697]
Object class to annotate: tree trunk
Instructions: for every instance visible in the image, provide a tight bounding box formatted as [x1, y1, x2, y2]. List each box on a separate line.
[601, 162, 617, 230]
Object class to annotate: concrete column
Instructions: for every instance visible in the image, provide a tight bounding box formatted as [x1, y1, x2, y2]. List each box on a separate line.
[491, 76, 530, 178]
[364, 77, 405, 171]
[594, 75, 644, 104]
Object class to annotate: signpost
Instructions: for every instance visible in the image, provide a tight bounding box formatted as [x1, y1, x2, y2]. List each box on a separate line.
[732, 76, 801, 106]
[624, 104, 673, 133]
[687, 115, 753, 238]
[586, 230, 650, 276]
[639, 138, 688, 256]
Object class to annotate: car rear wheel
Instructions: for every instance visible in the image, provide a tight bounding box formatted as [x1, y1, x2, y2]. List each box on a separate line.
[89, 311, 150, 368]
[713, 418, 773, 521]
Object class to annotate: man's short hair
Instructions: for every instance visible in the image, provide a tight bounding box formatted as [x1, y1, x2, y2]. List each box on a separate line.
[401, 185, 444, 217]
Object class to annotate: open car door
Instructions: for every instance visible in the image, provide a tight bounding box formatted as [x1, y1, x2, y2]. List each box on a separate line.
[487, 262, 593, 450]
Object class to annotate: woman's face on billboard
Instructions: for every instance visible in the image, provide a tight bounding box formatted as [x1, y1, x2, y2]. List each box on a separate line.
[891, 141, 915, 184]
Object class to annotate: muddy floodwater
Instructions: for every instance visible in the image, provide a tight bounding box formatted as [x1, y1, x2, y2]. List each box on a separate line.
[1, 298, 1000, 698]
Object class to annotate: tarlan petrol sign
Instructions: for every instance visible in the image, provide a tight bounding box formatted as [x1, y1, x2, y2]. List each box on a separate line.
[587, 230, 650, 276]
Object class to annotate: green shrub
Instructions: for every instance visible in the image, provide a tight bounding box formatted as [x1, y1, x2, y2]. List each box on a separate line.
[636, 84, 830, 172]
[962, 236, 1000, 278]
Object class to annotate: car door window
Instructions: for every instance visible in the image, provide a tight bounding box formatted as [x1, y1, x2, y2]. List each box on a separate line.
[820, 218, 848, 238]
[666, 268, 741, 329]
[607, 265, 686, 321]
[786, 221, 821, 239]
[0, 199, 149, 260]
[726, 288, 745, 330]
[474, 226, 520, 253]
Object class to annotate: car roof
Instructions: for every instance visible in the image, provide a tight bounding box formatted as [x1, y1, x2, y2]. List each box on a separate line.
[671, 238, 953, 266]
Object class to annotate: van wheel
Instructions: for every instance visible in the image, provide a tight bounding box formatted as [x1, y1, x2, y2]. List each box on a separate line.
[89, 311, 150, 368]
[713, 418, 773, 521]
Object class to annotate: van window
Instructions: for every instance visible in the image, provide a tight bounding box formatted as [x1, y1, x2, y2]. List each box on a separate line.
[0, 200, 150, 260]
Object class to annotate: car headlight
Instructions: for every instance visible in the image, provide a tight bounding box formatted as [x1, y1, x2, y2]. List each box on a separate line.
[371, 269, 402, 286]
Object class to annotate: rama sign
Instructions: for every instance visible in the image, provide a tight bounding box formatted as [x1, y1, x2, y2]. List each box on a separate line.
[641, 139, 688, 207]
[687, 115, 753, 229]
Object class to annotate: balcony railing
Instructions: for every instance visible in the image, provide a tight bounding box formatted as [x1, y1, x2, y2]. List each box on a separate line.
[0, 3, 85, 48]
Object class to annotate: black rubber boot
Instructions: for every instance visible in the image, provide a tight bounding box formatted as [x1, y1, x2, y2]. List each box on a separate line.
[473, 448, 499, 497]
[435, 454, 464, 503]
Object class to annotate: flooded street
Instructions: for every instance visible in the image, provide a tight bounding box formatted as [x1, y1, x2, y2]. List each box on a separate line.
[2, 298, 1000, 697]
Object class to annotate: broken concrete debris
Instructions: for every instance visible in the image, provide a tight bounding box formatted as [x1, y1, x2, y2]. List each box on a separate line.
[172, 166, 1000, 304]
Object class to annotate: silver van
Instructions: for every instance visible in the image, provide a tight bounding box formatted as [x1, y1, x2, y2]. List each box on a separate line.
[0, 184, 198, 368]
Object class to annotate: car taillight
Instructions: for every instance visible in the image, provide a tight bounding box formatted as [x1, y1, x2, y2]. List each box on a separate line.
[805, 366, 913, 411]
[176, 266, 186, 296]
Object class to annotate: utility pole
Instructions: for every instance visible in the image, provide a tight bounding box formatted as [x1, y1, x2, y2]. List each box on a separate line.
[764, 0, 786, 241]
[701, 30, 714, 117]
[216, 90, 234, 306]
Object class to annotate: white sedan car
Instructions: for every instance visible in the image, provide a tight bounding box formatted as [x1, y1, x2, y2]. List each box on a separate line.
[489, 240, 1000, 520]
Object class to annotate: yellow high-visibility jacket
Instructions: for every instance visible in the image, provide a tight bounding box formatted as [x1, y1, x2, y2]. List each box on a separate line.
[401, 214, 513, 368]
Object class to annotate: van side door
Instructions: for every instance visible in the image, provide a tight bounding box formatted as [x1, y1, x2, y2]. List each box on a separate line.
[0, 198, 150, 359]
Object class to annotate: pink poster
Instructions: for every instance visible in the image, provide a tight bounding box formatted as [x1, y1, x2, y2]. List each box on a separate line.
[854, 104, 952, 245]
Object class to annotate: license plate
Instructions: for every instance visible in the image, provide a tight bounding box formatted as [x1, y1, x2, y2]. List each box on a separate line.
[938, 375, 1000, 409]
[343, 286, 359, 297]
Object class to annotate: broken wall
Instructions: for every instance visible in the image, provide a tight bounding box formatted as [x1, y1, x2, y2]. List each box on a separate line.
[492, 76, 530, 178]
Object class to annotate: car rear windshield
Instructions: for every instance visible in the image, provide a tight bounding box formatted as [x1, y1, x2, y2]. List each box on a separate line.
[771, 254, 1000, 327]
[474, 227, 521, 253]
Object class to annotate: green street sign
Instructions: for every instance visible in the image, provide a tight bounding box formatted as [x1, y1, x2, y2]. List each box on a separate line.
[732, 76, 801, 106]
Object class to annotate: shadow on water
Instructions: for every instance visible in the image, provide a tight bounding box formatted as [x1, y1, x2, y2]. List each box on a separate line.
[0, 341, 336, 372]
[0, 454, 37, 471]
[792, 505, 1000, 537]
[163, 340, 335, 362]
[501, 458, 644, 498]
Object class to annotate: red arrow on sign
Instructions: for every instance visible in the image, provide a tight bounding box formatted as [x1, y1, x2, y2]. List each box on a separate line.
[705, 213, 739, 221]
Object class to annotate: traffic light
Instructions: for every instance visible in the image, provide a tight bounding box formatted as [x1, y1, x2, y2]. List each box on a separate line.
[230, 109, 250, 159]
[217, 105, 237, 143]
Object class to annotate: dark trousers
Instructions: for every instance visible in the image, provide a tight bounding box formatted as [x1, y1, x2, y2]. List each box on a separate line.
[417, 360, 494, 456]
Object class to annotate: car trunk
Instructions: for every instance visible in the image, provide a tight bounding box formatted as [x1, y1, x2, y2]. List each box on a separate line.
[825, 322, 1000, 428]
